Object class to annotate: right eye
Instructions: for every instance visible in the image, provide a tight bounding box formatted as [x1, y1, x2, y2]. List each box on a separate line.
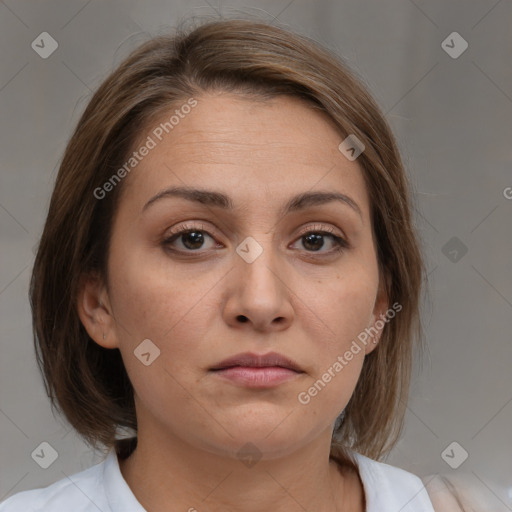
[161, 223, 221, 253]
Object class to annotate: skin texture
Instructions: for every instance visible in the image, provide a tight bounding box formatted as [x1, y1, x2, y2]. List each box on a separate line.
[78, 92, 389, 512]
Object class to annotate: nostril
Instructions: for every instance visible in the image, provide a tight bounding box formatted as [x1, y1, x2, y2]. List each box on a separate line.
[237, 315, 248, 323]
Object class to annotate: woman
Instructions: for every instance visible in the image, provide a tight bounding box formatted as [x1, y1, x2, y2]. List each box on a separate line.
[0, 17, 471, 512]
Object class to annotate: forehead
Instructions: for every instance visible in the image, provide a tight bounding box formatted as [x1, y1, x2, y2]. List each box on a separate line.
[122, 92, 370, 218]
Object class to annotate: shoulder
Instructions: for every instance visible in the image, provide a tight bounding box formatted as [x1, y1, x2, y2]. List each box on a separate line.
[0, 458, 109, 512]
[421, 473, 501, 512]
[351, 452, 435, 512]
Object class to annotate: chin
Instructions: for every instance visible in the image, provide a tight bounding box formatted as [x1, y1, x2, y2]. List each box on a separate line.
[196, 419, 314, 462]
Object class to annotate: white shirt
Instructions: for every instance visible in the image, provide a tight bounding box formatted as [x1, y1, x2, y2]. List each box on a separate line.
[0, 449, 435, 511]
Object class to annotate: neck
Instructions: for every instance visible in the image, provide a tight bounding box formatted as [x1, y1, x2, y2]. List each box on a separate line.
[117, 429, 363, 512]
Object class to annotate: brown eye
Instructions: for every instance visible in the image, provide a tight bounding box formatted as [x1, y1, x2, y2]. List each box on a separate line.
[292, 224, 350, 255]
[162, 222, 219, 253]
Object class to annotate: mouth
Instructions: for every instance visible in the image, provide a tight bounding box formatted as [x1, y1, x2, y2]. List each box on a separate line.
[209, 351, 304, 372]
[209, 352, 304, 388]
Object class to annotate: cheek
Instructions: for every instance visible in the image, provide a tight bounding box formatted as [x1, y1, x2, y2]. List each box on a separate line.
[108, 239, 204, 338]
[334, 274, 376, 338]
[107, 249, 207, 414]
[298, 256, 379, 348]
[106, 241, 223, 385]
[292, 260, 379, 414]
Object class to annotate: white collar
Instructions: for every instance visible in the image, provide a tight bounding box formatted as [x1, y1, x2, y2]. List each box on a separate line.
[103, 449, 146, 511]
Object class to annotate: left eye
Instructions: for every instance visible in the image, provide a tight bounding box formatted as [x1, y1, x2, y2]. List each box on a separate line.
[292, 230, 348, 253]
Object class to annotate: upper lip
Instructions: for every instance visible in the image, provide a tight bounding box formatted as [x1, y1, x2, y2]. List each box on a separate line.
[210, 351, 303, 372]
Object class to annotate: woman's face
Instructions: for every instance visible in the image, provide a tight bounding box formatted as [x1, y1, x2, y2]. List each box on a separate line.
[86, 92, 388, 459]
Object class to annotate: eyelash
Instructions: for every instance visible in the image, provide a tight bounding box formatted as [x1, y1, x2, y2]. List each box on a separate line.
[161, 222, 350, 257]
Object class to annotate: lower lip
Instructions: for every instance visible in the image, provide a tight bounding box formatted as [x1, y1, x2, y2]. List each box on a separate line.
[211, 366, 302, 388]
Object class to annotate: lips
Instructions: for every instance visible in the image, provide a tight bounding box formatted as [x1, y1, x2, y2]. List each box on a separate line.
[209, 351, 303, 373]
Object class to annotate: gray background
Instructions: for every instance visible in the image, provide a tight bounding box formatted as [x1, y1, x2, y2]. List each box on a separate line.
[1, 0, 511, 508]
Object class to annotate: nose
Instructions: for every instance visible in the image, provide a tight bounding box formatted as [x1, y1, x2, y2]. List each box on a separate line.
[221, 237, 294, 333]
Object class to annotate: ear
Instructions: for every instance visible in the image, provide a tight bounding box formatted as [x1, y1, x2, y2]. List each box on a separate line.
[364, 270, 390, 355]
[77, 272, 119, 349]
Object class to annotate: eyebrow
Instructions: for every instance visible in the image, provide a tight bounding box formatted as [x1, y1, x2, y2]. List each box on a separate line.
[142, 186, 362, 219]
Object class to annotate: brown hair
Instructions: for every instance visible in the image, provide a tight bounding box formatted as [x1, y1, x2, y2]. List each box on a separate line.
[30, 16, 426, 468]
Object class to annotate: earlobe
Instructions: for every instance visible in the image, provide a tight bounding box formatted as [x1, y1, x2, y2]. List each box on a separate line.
[365, 273, 390, 355]
[76, 272, 118, 349]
